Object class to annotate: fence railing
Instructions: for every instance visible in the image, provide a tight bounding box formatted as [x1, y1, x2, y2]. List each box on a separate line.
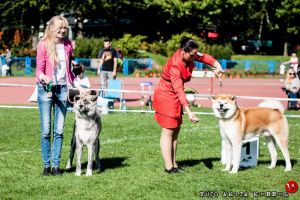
[0, 56, 281, 76]
[122, 58, 153, 75]
[195, 59, 278, 74]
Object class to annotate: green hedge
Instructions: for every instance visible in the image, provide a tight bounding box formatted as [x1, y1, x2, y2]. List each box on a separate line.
[73, 34, 148, 59]
[72, 33, 234, 60]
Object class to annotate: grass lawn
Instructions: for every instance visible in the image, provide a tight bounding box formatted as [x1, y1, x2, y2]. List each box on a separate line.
[0, 107, 299, 199]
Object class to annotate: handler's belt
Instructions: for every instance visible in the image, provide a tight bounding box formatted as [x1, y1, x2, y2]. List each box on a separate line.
[40, 83, 67, 92]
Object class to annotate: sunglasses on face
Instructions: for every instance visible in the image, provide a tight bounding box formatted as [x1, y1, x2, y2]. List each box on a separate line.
[185, 51, 196, 57]
[289, 73, 295, 75]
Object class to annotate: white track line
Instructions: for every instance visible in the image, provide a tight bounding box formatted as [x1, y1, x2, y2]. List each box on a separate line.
[0, 136, 157, 155]
[0, 105, 299, 118]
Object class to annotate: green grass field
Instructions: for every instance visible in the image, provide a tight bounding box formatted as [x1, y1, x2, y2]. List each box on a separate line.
[0, 107, 299, 199]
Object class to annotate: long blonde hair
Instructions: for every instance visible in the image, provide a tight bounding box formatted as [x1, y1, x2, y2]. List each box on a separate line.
[285, 68, 297, 83]
[41, 15, 69, 66]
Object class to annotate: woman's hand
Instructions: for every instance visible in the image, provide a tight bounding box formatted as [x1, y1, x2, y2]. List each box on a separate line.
[188, 112, 199, 123]
[40, 74, 51, 84]
[185, 106, 199, 123]
[212, 61, 224, 77]
[113, 70, 117, 79]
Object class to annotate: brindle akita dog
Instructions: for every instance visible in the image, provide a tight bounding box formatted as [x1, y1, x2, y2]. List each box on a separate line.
[65, 90, 101, 176]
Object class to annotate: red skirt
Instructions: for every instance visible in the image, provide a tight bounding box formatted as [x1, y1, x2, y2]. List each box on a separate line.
[154, 112, 182, 129]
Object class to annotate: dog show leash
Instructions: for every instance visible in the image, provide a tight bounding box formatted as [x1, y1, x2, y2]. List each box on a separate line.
[218, 76, 223, 94]
[45, 81, 53, 97]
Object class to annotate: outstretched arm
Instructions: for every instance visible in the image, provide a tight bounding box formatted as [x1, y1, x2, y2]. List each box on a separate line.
[196, 53, 223, 77]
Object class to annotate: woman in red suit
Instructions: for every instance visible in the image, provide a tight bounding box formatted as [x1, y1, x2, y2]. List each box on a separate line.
[153, 36, 223, 173]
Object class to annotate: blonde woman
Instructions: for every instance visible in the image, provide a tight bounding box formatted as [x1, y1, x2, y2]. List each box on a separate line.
[284, 69, 300, 110]
[36, 15, 84, 176]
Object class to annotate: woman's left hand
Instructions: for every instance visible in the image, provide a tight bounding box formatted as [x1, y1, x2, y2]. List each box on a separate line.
[212, 61, 224, 77]
[189, 113, 199, 123]
[185, 108, 199, 123]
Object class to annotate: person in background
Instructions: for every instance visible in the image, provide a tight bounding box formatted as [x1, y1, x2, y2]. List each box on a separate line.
[280, 53, 299, 82]
[97, 37, 118, 96]
[289, 53, 299, 74]
[284, 68, 300, 110]
[153, 36, 223, 174]
[36, 15, 85, 176]
[73, 64, 91, 89]
[5, 47, 12, 76]
[279, 63, 286, 82]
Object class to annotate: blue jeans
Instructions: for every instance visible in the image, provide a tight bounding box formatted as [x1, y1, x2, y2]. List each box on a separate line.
[99, 71, 114, 97]
[288, 92, 298, 108]
[37, 84, 68, 168]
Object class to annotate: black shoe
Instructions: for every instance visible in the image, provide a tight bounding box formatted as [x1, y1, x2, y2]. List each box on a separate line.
[51, 167, 63, 176]
[42, 167, 51, 176]
[165, 168, 174, 174]
[173, 167, 184, 173]
[165, 167, 183, 174]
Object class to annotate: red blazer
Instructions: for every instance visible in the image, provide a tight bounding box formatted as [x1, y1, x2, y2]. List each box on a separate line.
[153, 49, 216, 118]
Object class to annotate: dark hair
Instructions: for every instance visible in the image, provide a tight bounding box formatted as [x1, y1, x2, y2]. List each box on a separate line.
[180, 36, 199, 52]
[104, 37, 111, 42]
[72, 64, 85, 76]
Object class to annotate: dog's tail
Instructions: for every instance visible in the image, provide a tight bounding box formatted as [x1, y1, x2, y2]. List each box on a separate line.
[258, 100, 285, 113]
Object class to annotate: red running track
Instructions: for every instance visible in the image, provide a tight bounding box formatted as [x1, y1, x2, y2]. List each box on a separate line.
[0, 76, 288, 108]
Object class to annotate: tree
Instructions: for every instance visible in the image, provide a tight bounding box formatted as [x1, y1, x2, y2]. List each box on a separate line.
[0, 0, 63, 48]
[1, 0, 299, 55]
[272, 0, 300, 55]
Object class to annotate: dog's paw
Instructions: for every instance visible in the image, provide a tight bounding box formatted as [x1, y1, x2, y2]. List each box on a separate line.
[75, 170, 81, 176]
[284, 168, 292, 172]
[230, 166, 239, 174]
[86, 170, 92, 176]
[222, 164, 231, 171]
[65, 161, 72, 170]
[221, 155, 226, 165]
[267, 165, 275, 169]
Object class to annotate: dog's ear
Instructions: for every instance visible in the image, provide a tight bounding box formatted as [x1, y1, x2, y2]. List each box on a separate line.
[210, 95, 217, 100]
[229, 95, 236, 101]
[68, 89, 80, 103]
[91, 95, 98, 102]
[90, 90, 98, 96]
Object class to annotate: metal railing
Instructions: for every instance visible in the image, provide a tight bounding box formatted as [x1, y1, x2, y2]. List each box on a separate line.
[0, 56, 280, 76]
[195, 59, 278, 74]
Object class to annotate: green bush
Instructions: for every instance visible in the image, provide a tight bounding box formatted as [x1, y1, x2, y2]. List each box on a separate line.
[73, 37, 103, 58]
[165, 32, 205, 57]
[140, 52, 167, 67]
[113, 34, 147, 58]
[73, 34, 148, 58]
[203, 43, 234, 60]
[148, 39, 167, 56]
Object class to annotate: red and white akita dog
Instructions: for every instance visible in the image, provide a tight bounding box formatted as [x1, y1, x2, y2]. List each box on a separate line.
[211, 94, 292, 174]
